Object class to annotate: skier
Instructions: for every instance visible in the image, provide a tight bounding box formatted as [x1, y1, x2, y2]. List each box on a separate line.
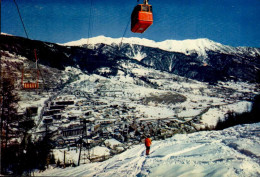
[145, 135, 152, 155]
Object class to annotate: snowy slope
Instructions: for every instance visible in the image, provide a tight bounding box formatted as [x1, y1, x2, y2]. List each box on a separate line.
[36, 123, 260, 177]
[63, 35, 260, 58]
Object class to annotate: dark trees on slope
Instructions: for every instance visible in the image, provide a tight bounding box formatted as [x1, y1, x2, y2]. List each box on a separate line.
[215, 95, 260, 130]
[0, 75, 53, 175]
[0, 76, 20, 148]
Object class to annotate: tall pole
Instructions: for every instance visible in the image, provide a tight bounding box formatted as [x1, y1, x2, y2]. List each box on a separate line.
[78, 122, 85, 166]
[34, 49, 39, 89]
[21, 68, 24, 88]
[87, 124, 91, 161]
[78, 141, 82, 166]
[64, 150, 66, 167]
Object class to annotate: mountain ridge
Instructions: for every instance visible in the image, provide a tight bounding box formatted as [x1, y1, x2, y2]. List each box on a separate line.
[1, 34, 260, 83]
[63, 35, 260, 59]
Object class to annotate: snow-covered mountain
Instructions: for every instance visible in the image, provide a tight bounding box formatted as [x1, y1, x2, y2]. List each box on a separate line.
[62, 35, 260, 82]
[64, 35, 260, 59]
[2, 34, 260, 83]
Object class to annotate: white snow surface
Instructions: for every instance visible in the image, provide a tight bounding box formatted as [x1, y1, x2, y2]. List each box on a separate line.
[104, 139, 123, 149]
[36, 123, 260, 177]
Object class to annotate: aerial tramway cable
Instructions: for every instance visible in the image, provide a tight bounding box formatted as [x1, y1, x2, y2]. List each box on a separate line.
[83, 0, 94, 89]
[86, 0, 93, 47]
[117, 1, 139, 51]
[13, 0, 29, 39]
[118, 18, 131, 51]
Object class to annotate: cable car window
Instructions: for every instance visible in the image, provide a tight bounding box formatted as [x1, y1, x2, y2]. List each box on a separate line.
[142, 5, 149, 12]
[150, 6, 152, 12]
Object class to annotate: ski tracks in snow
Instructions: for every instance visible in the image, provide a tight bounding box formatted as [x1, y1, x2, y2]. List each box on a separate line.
[45, 139, 223, 176]
[36, 124, 260, 176]
[161, 143, 206, 161]
[86, 145, 147, 177]
[89, 143, 162, 177]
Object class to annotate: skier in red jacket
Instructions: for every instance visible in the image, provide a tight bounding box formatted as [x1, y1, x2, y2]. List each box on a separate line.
[145, 135, 152, 155]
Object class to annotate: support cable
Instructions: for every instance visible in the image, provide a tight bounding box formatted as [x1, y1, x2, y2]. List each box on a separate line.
[118, 18, 131, 51]
[118, 0, 141, 51]
[13, 0, 29, 39]
[87, 0, 93, 46]
[83, 0, 94, 89]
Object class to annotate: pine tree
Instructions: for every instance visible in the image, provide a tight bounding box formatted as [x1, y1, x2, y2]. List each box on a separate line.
[0, 75, 20, 174]
[0, 76, 20, 148]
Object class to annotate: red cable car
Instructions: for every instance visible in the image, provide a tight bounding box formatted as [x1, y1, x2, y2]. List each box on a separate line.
[131, 0, 153, 33]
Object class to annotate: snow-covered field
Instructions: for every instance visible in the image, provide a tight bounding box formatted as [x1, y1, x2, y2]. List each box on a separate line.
[36, 123, 260, 177]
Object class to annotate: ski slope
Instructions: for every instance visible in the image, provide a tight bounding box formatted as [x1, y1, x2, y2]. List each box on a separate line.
[36, 123, 260, 177]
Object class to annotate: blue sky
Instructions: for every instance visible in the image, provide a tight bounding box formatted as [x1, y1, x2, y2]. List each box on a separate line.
[2, 0, 260, 47]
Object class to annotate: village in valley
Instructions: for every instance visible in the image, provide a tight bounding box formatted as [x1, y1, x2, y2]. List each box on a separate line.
[14, 64, 257, 166]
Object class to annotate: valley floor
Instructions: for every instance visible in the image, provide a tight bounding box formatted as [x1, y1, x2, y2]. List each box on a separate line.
[36, 123, 260, 177]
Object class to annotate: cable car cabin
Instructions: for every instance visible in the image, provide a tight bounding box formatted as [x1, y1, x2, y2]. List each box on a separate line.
[131, 4, 153, 33]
